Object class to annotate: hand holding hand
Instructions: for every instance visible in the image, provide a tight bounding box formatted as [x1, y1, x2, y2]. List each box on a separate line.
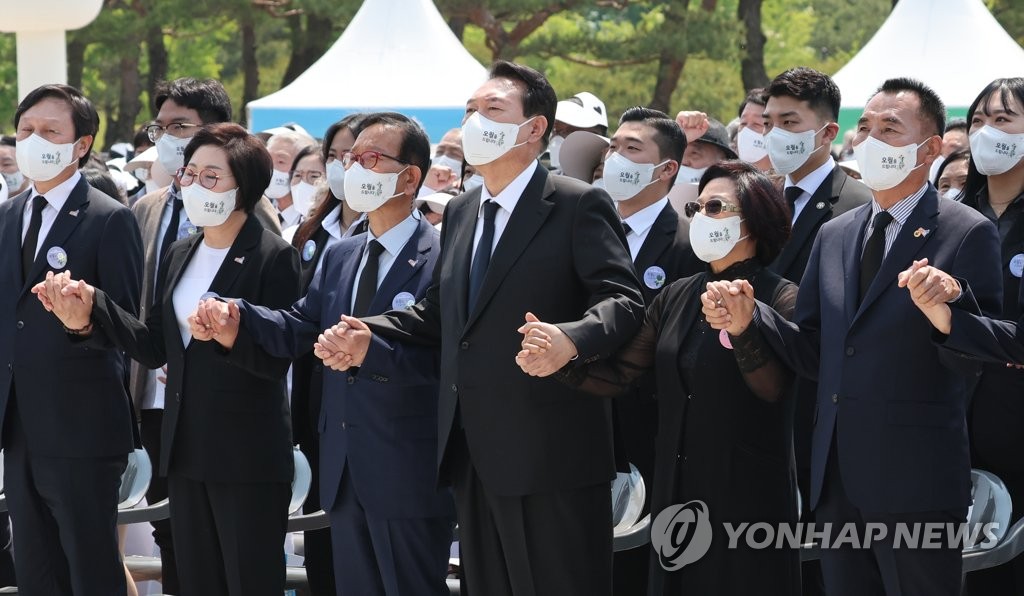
[514, 312, 578, 377]
[701, 280, 755, 335]
[313, 315, 372, 371]
[190, 299, 240, 348]
[898, 258, 953, 334]
[32, 270, 95, 331]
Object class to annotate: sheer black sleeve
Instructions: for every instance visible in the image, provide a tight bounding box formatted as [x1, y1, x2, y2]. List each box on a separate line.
[730, 282, 798, 403]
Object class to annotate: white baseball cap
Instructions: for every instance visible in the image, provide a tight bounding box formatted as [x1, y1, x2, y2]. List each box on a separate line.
[555, 92, 608, 130]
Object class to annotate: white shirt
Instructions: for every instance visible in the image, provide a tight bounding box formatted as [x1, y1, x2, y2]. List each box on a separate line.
[621, 197, 668, 261]
[172, 242, 230, 346]
[785, 157, 835, 223]
[280, 204, 302, 228]
[350, 213, 420, 312]
[472, 160, 539, 265]
[314, 205, 346, 275]
[22, 171, 81, 257]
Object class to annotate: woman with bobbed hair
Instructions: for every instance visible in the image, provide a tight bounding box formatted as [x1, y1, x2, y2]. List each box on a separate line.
[518, 160, 799, 595]
[33, 122, 301, 596]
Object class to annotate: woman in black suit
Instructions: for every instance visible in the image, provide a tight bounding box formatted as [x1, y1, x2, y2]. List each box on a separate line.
[35, 123, 300, 596]
[520, 161, 799, 595]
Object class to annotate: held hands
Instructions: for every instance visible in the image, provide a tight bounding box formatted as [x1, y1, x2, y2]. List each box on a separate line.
[313, 315, 372, 371]
[189, 298, 240, 349]
[31, 270, 95, 331]
[701, 280, 755, 336]
[514, 312, 579, 377]
[897, 258, 953, 334]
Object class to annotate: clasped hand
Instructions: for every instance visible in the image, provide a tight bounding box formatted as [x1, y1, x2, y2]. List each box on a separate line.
[189, 298, 241, 348]
[313, 315, 372, 371]
[515, 312, 579, 377]
[701, 279, 755, 335]
[31, 271, 95, 330]
[897, 258, 956, 334]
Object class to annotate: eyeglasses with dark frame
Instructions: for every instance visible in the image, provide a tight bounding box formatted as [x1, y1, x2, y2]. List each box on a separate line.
[290, 170, 325, 185]
[176, 167, 234, 190]
[145, 122, 202, 143]
[341, 150, 407, 170]
[683, 198, 743, 219]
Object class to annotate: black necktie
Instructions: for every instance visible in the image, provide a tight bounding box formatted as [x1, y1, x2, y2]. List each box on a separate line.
[22, 195, 47, 283]
[622, 222, 633, 236]
[353, 240, 385, 317]
[859, 210, 895, 303]
[784, 186, 803, 215]
[468, 200, 500, 311]
[159, 198, 183, 264]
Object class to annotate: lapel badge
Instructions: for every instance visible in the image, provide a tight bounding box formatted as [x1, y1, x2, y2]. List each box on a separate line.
[913, 227, 931, 238]
[68, 210, 79, 217]
[408, 258, 418, 267]
[234, 256, 245, 264]
[815, 201, 826, 210]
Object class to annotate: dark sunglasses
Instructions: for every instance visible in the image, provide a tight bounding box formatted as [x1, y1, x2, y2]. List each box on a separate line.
[683, 198, 742, 218]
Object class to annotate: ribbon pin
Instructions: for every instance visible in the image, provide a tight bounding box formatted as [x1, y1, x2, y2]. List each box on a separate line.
[408, 259, 418, 267]
[234, 256, 245, 264]
[68, 210, 79, 217]
[913, 227, 930, 238]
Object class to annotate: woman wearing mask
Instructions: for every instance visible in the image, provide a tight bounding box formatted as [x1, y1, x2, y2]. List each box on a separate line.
[33, 123, 300, 596]
[934, 148, 970, 200]
[959, 77, 1024, 596]
[518, 161, 798, 596]
[281, 145, 326, 240]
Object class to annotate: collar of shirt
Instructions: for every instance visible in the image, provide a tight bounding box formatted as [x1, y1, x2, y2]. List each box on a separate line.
[869, 182, 928, 227]
[365, 212, 420, 257]
[321, 204, 344, 241]
[28, 170, 80, 214]
[478, 160, 539, 218]
[166, 184, 181, 203]
[785, 156, 835, 200]
[622, 197, 668, 239]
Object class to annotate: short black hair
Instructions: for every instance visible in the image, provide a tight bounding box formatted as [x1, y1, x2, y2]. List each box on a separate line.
[738, 88, 767, 118]
[183, 123, 271, 213]
[357, 112, 431, 196]
[15, 84, 99, 168]
[765, 67, 841, 122]
[0, 135, 15, 147]
[945, 117, 968, 134]
[154, 78, 232, 124]
[875, 78, 945, 138]
[83, 169, 126, 205]
[321, 113, 367, 163]
[489, 60, 558, 144]
[698, 160, 791, 265]
[933, 147, 970, 189]
[618, 106, 687, 183]
[133, 126, 152, 149]
[290, 145, 322, 174]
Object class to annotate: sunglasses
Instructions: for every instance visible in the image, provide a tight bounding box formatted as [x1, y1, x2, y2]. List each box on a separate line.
[683, 198, 742, 219]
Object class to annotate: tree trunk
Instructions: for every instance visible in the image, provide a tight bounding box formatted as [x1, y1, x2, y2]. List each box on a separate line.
[106, 54, 142, 149]
[448, 15, 468, 41]
[146, 24, 168, 118]
[66, 35, 87, 90]
[241, 15, 259, 122]
[651, 55, 686, 113]
[738, 0, 769, 91]
[281, 13, 307, 86]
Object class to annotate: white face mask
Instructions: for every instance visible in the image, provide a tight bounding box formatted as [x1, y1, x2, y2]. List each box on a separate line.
[969, 125, 1024, 176]
[601, 152, 670, 202]
[737, 126, 768, 163]
[290, 181, 318, 216]
[461, 112, 536, 166]
[432, 154, 462, 172]
[688, 211, 747, 263]
[942, 187, 962, 200]
[462, 174, 484, 192]
[156, 134, 191, 177]
[2, 170, 25, 191]
[264, 169, 291, 200]
[548, 135, 565, 169]
[16, 134, 79, 182]
[765, 124, 827, 175]
[343, 162, 407, 213]
[181, 184, 236, 227]
[592, 177, 606, 190]
[327, 160, 346, 200]
[852, 136, 925, 191]
[131, 167, 150, 182]
[675, 164, 706, 185]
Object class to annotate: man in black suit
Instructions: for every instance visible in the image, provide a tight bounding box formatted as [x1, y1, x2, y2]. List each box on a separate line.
[602, 105, 702, 595]
[761, 67, 872, 596]
[0, 84, 143, 594]
[315, 61, 645, 595]
[707, 78, 1002, 596]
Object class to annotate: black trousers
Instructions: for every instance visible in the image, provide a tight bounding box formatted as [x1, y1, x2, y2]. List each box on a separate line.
[818, 440, 965, 596]
[451, 432, 612, 596]
[140, 408, 179, 594]
[3, 391, 127, 596]
[167, 473, 290, 596]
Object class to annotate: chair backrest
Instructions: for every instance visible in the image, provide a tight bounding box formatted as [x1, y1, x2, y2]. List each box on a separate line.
[289, 447, 312, 517]
[611, 463, 646, 532]
[118, 448, 152, 510]
[965, 469, 1012, 550]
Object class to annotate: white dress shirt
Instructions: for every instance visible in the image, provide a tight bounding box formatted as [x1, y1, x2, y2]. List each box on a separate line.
[785, 157, 835, 223]
[621, 197, 668, 261]
[471, 160, 539, 264]
[864, 183, 928, 258]
[22, 171, 81, 257]
[172, 242, 230, 346]
[314, 205, 346, 275]
[350, 213, 421, 312]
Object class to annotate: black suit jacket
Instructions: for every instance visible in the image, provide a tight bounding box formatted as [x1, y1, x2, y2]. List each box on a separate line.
[771, 166, 873, 284]
[0, 177, 142, 457]
[89, 214, 300, 482]
[365, 166, 645, 496]
[632, 202, 703, 305]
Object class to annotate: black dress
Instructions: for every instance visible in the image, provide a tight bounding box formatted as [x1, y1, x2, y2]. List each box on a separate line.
[560, 258, 801, 596]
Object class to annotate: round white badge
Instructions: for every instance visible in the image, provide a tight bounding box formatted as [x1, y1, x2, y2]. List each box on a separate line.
[644, 266, 667, 289]
[392, 291, 416, 310]
[302, 240, 317, 262]
[1010, 254, 1024, 278]
[46, 246, 68, 270]
[177, 221, 198, 240]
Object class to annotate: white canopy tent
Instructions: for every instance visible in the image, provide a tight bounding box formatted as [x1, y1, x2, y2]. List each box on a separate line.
[247, 0, 487, 142]
[832, 0, 1024, 130]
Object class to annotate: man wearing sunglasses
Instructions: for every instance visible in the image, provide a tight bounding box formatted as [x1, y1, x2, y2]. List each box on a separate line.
[127, 77, 282, 593]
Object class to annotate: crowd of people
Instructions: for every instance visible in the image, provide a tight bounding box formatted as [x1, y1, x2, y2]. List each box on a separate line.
[0, 60, 1023, 596]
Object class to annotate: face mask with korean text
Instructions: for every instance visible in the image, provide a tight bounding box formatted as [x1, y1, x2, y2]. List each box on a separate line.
[765, 124, 828, 175]
[688, 211, 747, 262]
[343, 162, 408, 212]
[181, 184, 236, 227]
[601, 152, 670, 202]
[970, 125, 1024, 176]
[852, 136, 925, 191]
[737, 126, 768, 163]
[264, 169, 291, 200]
[461, 112, 537, 166]
[16, 134, 79, 182]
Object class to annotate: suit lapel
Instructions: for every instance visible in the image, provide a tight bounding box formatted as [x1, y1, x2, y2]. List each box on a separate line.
[842, 204, 872, 324]
[206, 214, 263, 299]
[465, 167, 554, 330]
[21, 178, 90, 296]
[368, 218, 432, 315]
[773, 170, 837, 275]
[447, 189, 480, 330]
[162, 232, 203, 353]
[854, 190, 940, 322]
[633, 203, 676, 274]
[6, 190, 29, 294]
